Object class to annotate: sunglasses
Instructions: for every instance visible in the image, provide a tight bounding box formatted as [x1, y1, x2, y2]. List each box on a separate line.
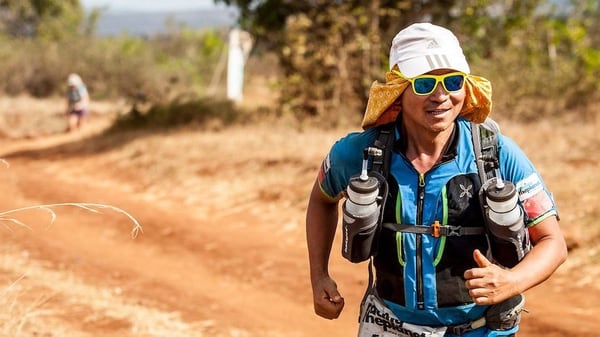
[393, 70, 466, 96]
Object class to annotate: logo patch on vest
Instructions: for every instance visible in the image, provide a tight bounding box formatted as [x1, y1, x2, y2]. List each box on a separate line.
[459, 183, 473, 199]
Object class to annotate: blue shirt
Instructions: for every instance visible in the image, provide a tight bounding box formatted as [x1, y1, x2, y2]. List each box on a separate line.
[317, 117, 557, 327]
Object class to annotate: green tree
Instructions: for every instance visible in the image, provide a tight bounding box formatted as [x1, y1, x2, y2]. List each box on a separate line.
[217, 0, 599, 122]
[215, 0, 545, 123]
[0, 0, 85, 40]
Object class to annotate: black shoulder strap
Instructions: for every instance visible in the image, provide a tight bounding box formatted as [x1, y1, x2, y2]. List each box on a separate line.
[375, 120, 501, 183]
[370, 121, 491, 238]
[471, 118, 500, 184]
[371, 123, 395, 178]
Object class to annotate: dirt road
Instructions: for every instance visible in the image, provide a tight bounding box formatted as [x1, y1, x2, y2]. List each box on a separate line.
[0, 118, 598, 336]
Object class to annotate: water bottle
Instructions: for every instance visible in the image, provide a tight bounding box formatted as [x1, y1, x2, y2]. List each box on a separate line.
[485, 179, 522, 230]
[482, 176, 530, 267]
[341, 147, 383, 263]
[342, 174, 380, 263]
[346, 176, 379, 216]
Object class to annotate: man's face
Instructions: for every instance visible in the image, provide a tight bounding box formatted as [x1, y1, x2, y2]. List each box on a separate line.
[401, 69, 466, 134]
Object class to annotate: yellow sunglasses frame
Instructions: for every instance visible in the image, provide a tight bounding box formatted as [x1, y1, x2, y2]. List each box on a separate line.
[392, 70, 467, 96]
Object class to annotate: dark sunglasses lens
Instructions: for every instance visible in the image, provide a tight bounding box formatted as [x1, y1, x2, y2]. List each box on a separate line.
[444, 75, 464, 91]
[413, 78, 436, 94]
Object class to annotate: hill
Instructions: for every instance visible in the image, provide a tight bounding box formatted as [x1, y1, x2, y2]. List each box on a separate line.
[94, 8, 239, 37]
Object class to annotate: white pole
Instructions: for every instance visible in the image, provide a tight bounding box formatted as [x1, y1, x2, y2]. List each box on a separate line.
[227, 28, 245, 102]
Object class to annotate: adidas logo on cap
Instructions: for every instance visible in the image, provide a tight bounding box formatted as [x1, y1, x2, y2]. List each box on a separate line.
[427, 39, 441, 49]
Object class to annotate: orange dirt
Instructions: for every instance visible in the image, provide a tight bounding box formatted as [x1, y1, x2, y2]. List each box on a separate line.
[0, 104, 598, 336]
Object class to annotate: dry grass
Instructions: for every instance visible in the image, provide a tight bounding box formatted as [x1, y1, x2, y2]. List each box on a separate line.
[0, 203, 143, 238]
[0, 201, 143, 335]
[0, 248, 216, 337]
[0, 273, 55, 336]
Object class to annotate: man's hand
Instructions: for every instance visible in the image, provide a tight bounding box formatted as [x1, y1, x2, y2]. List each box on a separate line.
[464, 249, 519, 305]
[311, 275, 345, 319]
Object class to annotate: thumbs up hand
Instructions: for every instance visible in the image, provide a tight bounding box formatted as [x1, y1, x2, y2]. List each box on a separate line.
[473, 248, 493, 268]
[464, 249, 520, 305]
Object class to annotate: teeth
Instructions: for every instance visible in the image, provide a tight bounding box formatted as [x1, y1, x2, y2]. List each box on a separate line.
[429, 109, 448, 115]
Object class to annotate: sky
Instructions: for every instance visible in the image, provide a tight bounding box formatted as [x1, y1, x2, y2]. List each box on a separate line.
[80, 0, 226, 12]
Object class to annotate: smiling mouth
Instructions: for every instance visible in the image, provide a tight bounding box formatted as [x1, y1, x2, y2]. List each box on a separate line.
[428, 109, 449, 116]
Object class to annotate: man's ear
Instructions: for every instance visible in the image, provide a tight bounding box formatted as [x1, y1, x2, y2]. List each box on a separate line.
[389, 97, 402, 113]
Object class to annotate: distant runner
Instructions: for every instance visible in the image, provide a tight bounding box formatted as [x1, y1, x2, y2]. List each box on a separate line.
[65, 73, 90, 132]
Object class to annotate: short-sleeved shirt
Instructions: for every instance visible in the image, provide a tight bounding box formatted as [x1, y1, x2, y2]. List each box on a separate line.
[317, 117, 557, 326]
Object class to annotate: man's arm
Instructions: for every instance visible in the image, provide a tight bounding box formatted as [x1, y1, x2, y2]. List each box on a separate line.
[464, 215, 567, 305]
[306, 179, 345, 319]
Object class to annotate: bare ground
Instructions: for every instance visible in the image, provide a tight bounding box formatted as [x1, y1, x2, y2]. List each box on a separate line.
[0, 97, 599, 336]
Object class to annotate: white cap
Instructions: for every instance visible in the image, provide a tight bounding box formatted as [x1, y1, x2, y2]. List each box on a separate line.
[389, 23, 470, 77]
[67, 73, 82, 86]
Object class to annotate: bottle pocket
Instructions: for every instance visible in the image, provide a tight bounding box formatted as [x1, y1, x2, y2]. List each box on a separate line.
[480, 178, 531, 268]
[341, 204, 380, 263]
[488, 235, 527, 268]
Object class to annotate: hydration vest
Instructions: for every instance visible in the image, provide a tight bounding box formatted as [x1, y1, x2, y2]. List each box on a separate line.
[367, 118, 524, 313]
[68, 85, 83, 104]
[345, 118, 528, 330]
